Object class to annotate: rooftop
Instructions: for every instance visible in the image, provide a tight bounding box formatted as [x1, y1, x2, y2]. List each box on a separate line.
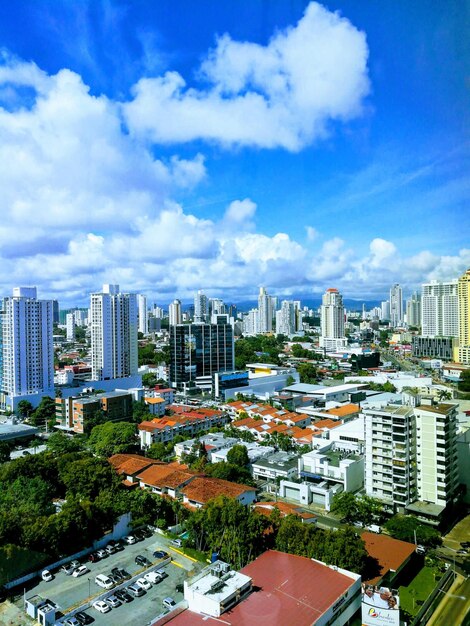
[415, 403, 457, 416]
[362, 532, 416, 585]
[252, 451, 298, 471]
[182, 477, 256, 504]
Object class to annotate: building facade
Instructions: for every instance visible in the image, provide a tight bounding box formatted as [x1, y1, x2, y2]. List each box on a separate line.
[137, 294, 148, 335]
[258, 287, 273, 333]
[457, 269, 470, 364]
[411, 336, 457, 361]
[169, 299, 182, 326]
[90, 284, 138, 381]
[389, 283, 403, 327]
[421, 279, 459, 338]
[320, 288, 347, 352]
[0, 287, 54, 411]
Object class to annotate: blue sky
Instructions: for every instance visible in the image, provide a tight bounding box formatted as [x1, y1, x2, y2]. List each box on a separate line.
[0, 1, 468, 305]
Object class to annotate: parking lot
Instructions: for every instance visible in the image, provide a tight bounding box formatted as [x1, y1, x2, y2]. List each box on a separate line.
[16, 532, 203, 625]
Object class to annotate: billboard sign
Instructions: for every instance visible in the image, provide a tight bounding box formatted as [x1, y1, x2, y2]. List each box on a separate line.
[361, 584, 400, 626]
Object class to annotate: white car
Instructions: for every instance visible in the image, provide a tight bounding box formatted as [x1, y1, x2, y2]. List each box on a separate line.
[144, 571, 164, 584]
[171, 538, 183, 547]
[72, 565, 88, 577]
[93, 600, 111, 614]
[41, 570, 53, 582]
[136, 577, 152, 591]
[163, 597, 176, 610]
[95, 574, 114, 589]
[124, 535, 136, 544]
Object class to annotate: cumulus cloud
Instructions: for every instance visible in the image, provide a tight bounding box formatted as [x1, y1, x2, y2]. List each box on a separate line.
[123, 2, 370, 150]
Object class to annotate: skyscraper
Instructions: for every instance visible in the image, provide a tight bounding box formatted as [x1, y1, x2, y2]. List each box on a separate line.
[275, 300, 297, 336]
[457, 269, 470, 364]
[169, 299, 182, 326]
[66, 312, 75, 341]
[389, 284, 403, 327]
[380, 300, 390, 321]
[258, 287, 273, 333]
[319, 288, 347, 352]
[421, 279, 458, 338]
[169, 319, 234, 390]
[137, 294, 148, 335]
[405, 292, 421, 328]
[0, 287, 54, 411]
[194, 290, 208, 323]
[90, 284, 138, 381]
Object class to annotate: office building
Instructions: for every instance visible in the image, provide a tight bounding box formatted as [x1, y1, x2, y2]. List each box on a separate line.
[90, 284, 138, 381]
[320, 288, 347, 352]
[169, 299, 182, 326]
[457, 269, 470, 364]
[209, 298, 226, 316]
[52, 300, 59, 324]
[389, 284, 403, 327]
[169, 319, 234, 390]
[421, 279, 458, 338]
[364, 405, 416, 511]
[0, 287, 54, 411]
[258, 287, 273, 333]
[194, 290, 208, 323]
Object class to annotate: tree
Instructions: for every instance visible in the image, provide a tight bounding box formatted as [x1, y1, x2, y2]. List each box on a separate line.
[147, 442, 168, 461]
[437, 388, 452, 402]
[132, 400, 152, 423]
[46, 432, 83, 455]
[384, 515, 442, 547]
[205, 462, 255, 486]
[142, 373, 158, 388]
[0, 441, 12, 464]
[16, 400, 34, 419]
[458, 370, 470, 393]
[331, 492, 360, 523]
[30, 396, 56, 426]
[59, 456, 121, 500]
[83, 408, 107, 436]
[226, 444, 249, 467]
[297, 363, 318, 384]
[88, 422, 137, 457]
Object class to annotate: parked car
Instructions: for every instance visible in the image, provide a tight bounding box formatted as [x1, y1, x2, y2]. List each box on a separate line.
[105, 544, 116, 555]
[41, 570, 53, 582]
[60, 564, 75, 576]
[353, 521, 364, 528]
[124, 535, 136, 545]
[114, 540, 124, 551]
[72, 565, 89, 578]
[163, 597, 176, 610]
[461, 541, 470, 549]
[62, 618, 80, 626]
[144, 571, 165, 584]
[74, 611, 94, 625]
[110, 568, 125, 582]
[105, 595, 121, 609]
[457, 549, 468, 555]
[96, 549, 108, 559]
[92, 600, 111, 614]
[114, 589, 133, 603]
[88, 553, 100, 563]
[135, 555, 151, 567]
[153, 550, 169, 560]
[70, 560, 81, 569]
[136, 577, 152, 591]
[94, 574, 114, 590]
[416, 545, 426, 555]
[175, 583, 184, 594]
[171, 538, 183, 547]
[365, 524, 381, 534]
[127, 584, 146, 597]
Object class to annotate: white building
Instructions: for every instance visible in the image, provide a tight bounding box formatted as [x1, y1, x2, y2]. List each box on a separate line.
[421, 279, 459, 338]
[319, 288, 347, 352]
[137, 294, 148, 335]
[0, 287, 54, 411]
[275, 300, 297, 336]
[243, 308, 259, 336]
[298, 443, 364, 493]
[258, 287, 273, 333]
[406, 292, 421, 328]
[169, 299, 182, 326]
[380, 300, 390, 321]
[66, 312, 75, 341]
[390, 283, 403, 327]
[90, 284, 138, 381]
[194, 290, 208, 323]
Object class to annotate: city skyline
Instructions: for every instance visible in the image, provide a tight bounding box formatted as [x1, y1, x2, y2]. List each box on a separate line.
[0, 1, 468, 307]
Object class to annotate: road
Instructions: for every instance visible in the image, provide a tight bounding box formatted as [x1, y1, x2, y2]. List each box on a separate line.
[427, 574, 470, 626]
[10, 445, 46, 459]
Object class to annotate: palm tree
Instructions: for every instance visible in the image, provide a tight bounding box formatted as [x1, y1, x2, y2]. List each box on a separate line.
[437, 388, 452, 402]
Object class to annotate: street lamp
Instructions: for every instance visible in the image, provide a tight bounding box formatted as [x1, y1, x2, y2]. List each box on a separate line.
[87, 577, 91, 598]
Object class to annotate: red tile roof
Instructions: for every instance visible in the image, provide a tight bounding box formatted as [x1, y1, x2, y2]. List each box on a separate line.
[362, 532, 416, 584]
[182, 476, 255, 505]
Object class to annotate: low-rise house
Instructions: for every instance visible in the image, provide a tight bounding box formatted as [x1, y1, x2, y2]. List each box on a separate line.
[298, 443, 364, 493]
[253, 501, 317, 524]
[362, 532, 417, 587]
[108, 453, 162, 487]
[181, 477, 257, 508]
[143, 396, 166, 416]
[137, 463, 197, 498]
[251, 451, 299, 485]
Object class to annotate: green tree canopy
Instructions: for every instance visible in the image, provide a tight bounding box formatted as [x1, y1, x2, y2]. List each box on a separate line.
[384, 515, 442, 547]
[45, 432, 83, 455]
[226, 444, 249, 467]
[88, 422, 137, 457]
[297, 362, 318, 384]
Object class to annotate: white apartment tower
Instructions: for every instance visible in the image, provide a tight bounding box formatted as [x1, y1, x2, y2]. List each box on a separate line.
[194, 290, 208, 323]
[389, 284, 403, 327]
[90, 284, 138, 381]
[380, 300, 390, 321]
[169, 299, 182, 326]
[421, 279, 459, 338]
[319, 288, 347, 352]
[406, 292, 421, 328]
[275, 300, 297, 336]
[66, 312, 75, 341]
[0, 287, 54, 411]
[137, 294, 148, 335]
[258, 287, 273, 333]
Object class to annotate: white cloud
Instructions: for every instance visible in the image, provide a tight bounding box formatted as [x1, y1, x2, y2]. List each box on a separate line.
[224, 199, 257, 224]
[123, 2, 370, 150]
[306, 226, 319, 241]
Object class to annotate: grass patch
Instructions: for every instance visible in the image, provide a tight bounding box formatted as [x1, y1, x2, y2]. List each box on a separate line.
[0, 544, 50, 586]
[180, 546, 208, 563]
[399, 565, 441, 616]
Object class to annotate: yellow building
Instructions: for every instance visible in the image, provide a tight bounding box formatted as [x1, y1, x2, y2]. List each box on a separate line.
[456, 269, 470, 364]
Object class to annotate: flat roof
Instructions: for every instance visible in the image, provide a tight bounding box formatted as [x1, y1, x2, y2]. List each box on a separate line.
[252, 451, 298, 471]
[0, 422, 38, 440]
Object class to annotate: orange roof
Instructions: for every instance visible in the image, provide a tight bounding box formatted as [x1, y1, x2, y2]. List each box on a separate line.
[254, 502, 316, 521]
[144, 397, 166, 404]
[325, 403, 360, 418]
[182, 477, 255, 505]
[108, 454, 161, 474]
[314, 418, 343, 430]
[137, 464, 176, 485]
[362, 532, 416, 584]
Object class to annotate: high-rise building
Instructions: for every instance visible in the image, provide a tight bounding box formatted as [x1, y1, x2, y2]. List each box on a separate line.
[194, 290, 208, 323]
[90, 284, 138, 381]
[319, 288, 347, 352]
[66, 312, 75, 341]
[414, 403, 459, 508]
[389, 284, 403, 327]
[457, 269, 470, 364]
[137, 294, 148, 335]
[169, 319, 234, 389]
[209, 298, 226, 316]
[364, 405, 416, 511]
[243, 309, 259, 336]
[275, 300, 297, 336]
[169, 299, 182, 326]
[421, 279, 458, 338]
[0, 287, 54, 411]
[406, 292, 421, 328]
[52, 300, 60, 325]
[380, 300, 390, 321]
[258, 287, 273, 333]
